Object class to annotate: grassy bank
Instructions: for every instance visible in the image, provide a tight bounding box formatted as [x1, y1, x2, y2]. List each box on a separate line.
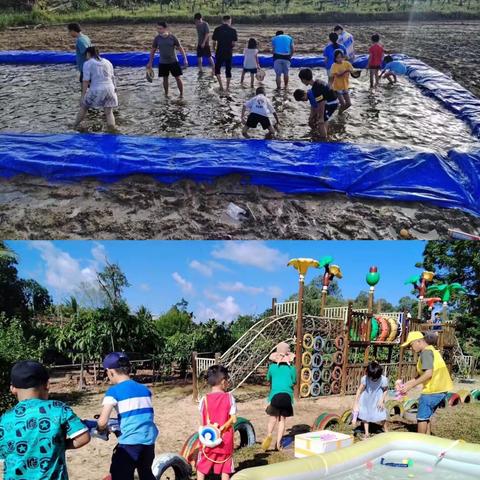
[2, 4, 480, 30]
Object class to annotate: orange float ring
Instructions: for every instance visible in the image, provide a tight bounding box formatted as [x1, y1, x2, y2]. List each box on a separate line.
[377, 316, 390, 341]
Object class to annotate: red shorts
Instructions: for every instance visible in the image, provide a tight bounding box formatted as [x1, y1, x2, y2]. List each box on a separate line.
[196, 449, 234, 475]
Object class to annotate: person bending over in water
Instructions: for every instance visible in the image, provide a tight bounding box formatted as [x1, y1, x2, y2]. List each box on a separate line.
[242, 87, 279, 139]
[294, 68, 339, 139]
[331, 49, 353, 114]
[147, 21, 188, 97]
[74, 46, 118, 131]
[379, 55, 407, 85]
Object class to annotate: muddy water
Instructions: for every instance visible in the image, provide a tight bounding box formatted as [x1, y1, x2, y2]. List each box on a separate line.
[0, 64, 477, 152]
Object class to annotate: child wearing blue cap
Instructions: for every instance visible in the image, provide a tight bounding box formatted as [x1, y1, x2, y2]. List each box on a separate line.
[96, 352, 159, 480]
[0, 360, 90, 479]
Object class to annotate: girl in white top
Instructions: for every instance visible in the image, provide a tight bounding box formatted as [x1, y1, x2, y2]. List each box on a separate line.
[74, 46, 118, 130]
[241, 38, 260, 88]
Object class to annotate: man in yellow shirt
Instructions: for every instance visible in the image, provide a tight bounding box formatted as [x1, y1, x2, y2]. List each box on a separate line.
[399, 331, 453, 434]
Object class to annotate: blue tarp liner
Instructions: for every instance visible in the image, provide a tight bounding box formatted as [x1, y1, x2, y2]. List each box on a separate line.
[0, 133, 479, 216]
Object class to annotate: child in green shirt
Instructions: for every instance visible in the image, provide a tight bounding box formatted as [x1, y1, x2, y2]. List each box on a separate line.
[261, 342, 296, 451]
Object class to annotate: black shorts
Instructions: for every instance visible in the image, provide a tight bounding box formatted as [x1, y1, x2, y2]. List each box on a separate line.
[324, 102, 338, 121]
[110, 444, 155, 480]
[243, 68, 258, 74]
[158, 62, 182, 78]
[197, 45, 212, 58]
[246, 113, 271, 130]
[79, 72, 83, 83]
[215, 55, 233, 78]
[266, 393, 293, 418]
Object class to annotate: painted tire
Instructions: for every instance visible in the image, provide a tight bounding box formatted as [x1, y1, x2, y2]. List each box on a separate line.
[301, 367, 312, 383]
[312, 353, 323, 369]
[340, 409, 353, 424]
[386, 318, 398, 342]
[312, 368, 321, 383]
[320, 383, 331, 396]
[456, 389, 472, 403]
[331, 366, 342, 381]
[313, 335, 324, 351]
[331, 380, 341, 395]
[322, 354, 333, 370]
[310, 382, 321, 397]
[386, 400, 405, 419]
[312, 413, 340, 431]
[323, 339, 333, 353]
[300, 382, 311, 398]
[180, 432, 200, 466]
[471, 389, 480, 401]
[437, 397, 447, 409]
[152, 453, 192, 480]
[334, 335, 346, 350]
[448, 393, 461, 407]
[303, 333, 314, 350]
[333, 351, 344, 365]
[403, 398, 419, 412]
[235, 418, 256, 448]
[377, 316, 390, 341]
[370, 317, 379, 341]
[321, 368, 331, 383]
[302, 351, 313, 367]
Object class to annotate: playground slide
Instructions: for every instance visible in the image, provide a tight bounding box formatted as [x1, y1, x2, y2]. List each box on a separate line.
[232, 432, 480, 480]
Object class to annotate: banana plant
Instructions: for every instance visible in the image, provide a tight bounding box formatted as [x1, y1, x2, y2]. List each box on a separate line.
[426, 283, 467, 321]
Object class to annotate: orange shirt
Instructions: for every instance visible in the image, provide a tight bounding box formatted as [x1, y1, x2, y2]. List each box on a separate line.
[331, 60, 353, 91]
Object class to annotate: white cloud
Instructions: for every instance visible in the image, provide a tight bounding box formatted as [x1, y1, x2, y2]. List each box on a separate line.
[139, 283, 151, 292]
[31, 241, 98, 294]
[212, 241, 288, 271]
[91, 242, 108, 266]
[219, 281, 264, 295]
[172, 272, 194, 295]
[267, 286, 283, 298]
[204, 290, 222, 302]
[189, 260, 213, 277]
[196, 295, 241, 323]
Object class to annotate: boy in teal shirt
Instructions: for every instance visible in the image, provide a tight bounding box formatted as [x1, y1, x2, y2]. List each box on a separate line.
[262, 342, 296, 451]
[0, 360, 90, 479]
[68, 23, 91, 82]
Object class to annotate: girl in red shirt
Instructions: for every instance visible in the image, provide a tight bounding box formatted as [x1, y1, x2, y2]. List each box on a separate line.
[368, 33, 384, 88]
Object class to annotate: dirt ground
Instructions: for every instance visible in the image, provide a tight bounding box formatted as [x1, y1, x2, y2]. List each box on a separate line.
[0, 20, 479, 239]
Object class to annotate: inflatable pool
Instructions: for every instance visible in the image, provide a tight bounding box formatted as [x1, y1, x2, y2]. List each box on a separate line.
[232, 433, 480, 479]
[233, 433, 480, 480]
[0, 52, 479, 218]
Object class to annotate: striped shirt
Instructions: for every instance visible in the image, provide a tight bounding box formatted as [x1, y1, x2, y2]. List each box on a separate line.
[103, 379, 158, 445]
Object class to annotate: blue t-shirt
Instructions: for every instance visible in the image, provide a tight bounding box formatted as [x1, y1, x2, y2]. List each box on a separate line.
[272, 34, 293, 58]
[76, 33, 91, 72]
[103, 380, 158, 446]
[384, 60, 407, 75]
[0, 399, 87, 480]
[323, 43, 347, 70]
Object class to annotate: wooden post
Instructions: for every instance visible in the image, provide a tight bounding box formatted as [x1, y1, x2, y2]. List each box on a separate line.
[340, 302, 353, 395]
[294, 276, 305, 400]
[215, 352, 221, 365]
[192, 351, 198, 403]
[271, 297, 277, 315]
[79, 353, 85, 390]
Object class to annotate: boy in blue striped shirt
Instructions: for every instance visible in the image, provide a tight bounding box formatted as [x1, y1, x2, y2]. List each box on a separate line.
[97, 352, 158, 480]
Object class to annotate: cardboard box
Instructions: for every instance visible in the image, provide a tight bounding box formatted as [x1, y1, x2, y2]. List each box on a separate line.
[294, 430, 354, 458]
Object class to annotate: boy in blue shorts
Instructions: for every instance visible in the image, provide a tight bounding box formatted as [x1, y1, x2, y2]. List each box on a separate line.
[0, 360, 90, 479]
[96, 352, 158, 480]
[294, 68, 339, 139]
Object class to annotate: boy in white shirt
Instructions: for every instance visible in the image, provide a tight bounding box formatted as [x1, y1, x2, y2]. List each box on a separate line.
[241, 87, 279, 139]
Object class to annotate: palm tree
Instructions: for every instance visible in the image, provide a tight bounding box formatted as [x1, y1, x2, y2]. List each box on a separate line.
[426, 283, 467, 321]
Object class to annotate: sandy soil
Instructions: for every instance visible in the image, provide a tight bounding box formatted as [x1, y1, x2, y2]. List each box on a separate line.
[1, 21, 479, 239]
[1, 175, 480, 239]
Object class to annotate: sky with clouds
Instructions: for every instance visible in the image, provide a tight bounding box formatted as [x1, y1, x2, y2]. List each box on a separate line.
[7, 241, 427, 322]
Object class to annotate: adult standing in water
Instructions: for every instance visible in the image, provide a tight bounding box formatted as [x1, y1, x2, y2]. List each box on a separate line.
[333, 25, 355, 62]
[147, 21, 188, 97]
[74, 46, 118, 130]
[67, 23, 91, 84]
[194, 13, 215, 74]
[272, 30, 294, 89]
[212, 15, 238, 91]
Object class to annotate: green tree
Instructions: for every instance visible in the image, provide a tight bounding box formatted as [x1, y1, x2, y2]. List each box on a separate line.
[420, 241, 479, 354]
[397, 295, 418, 317]
[21, 279, 52, 314]
[97, 261, 130, 308]
[155, 301, 194, 338]
[229, 315, 257, 341]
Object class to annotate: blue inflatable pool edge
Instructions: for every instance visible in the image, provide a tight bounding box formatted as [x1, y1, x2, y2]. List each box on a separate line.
[0, 133, 479, 218]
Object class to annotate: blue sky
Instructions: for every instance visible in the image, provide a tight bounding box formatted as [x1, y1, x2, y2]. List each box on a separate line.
[7, 241, 426, 321]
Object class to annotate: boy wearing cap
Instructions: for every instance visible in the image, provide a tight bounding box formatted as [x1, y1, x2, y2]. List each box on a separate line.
[97, 352, 158, 480]
[0, 360, 90, 479]
[399, 332, 453, 434]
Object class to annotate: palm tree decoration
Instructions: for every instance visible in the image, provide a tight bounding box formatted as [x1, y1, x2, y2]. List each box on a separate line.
[404, 271, 435, 320]
[426, 283, 467, 321]
[287, 258, 319, 280]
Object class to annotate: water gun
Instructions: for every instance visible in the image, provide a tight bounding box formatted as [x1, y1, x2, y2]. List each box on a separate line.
[381, 457, 413, 467]
[395, 379, 406, 401]
[83, 418, 121, 441]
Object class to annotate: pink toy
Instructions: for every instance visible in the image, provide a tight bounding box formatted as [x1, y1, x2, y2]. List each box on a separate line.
[395, 379, 406, 401]
[425, 467, 433, 473]
[366, 461, 374, 470]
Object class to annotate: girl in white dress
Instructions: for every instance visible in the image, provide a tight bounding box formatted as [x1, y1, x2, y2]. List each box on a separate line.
[241, 38, 260, 88]
[74, 46, 118, 130]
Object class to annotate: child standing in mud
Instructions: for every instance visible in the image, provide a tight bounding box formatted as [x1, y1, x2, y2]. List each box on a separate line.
[242, 87, 279, 139]
[368, 33, 384, 88]
[331, 49, 353, 113]
[241, 38, 260, 88]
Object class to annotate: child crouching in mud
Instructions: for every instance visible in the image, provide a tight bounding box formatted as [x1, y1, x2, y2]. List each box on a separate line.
[242, 87, 279, 139]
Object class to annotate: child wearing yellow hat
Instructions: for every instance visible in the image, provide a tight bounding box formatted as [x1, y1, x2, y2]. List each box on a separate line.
[399, 331, 452, 434]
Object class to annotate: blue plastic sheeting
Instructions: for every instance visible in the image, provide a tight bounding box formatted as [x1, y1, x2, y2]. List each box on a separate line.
[0, 133, 479, 217]
[0, 50, 370, 69]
